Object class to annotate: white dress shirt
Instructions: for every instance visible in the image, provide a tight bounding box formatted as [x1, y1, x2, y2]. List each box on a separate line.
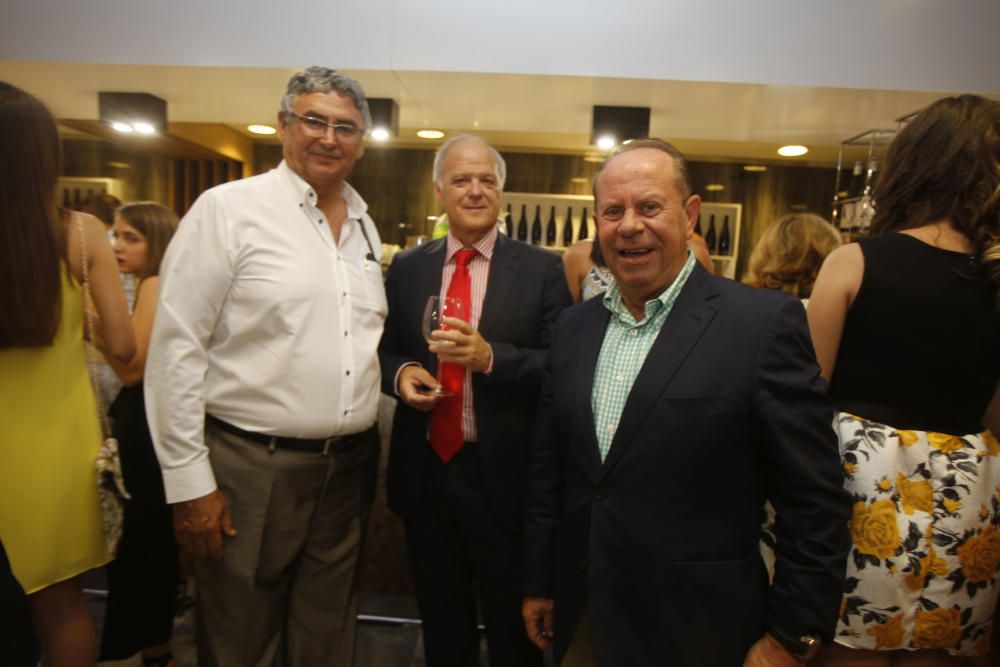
[145, 161, 386, 503]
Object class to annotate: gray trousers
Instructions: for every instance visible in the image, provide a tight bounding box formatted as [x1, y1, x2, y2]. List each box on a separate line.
[193, 421, 379, 667]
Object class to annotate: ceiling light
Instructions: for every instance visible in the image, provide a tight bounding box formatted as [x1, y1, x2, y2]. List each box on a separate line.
[596, 135, 616, 150]
[368, 98, 399, 139]
[99, 91, 167, 135]
[106, 161, 131, 169]
[248, 124, 276, 135]
[777, 145, 808, 157]
[706, 184, 725, 191]
[570, 177, 589, 184]
[110, 121, 134, 134]
[583, 155, 604, 163]
[591, 105, 650, 146]
[417, 129, 444, 139]
[743, 165, 767, 172]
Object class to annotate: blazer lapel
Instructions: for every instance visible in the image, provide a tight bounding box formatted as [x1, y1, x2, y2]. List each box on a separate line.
[576, 300, 611, 472]
[598, 268, 718, 478]
[477, 233, 518, 337]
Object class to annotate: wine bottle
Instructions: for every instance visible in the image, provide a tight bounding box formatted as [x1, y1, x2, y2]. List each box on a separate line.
[578, 207, 589, 240]
[530, 205, 542, 245]
[848, 161, 864, 198]
[61, 188, 71, 209]
[73, 188, 81, 207]
[562, 206, 574, 246]
[516, 205, 528, 242]
[693, 214, 703, 237]
[718, 216, 731, 255]
[704, 215, 717, 254]
[504, 204, 513, 237]
[545, 206, 557, 246]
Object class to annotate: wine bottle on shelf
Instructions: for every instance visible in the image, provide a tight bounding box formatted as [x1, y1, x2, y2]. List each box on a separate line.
[545, 205, 557, 246]
[847, 161, 864, 198]
[516, 205, 528, 242]
[693, 214, 703, 237]
[504, 204, 513, 237]
[530, 205, 542, 245]
[562, 206, 574, 246]
[578, 208, 589, 240]
[73, 188, 81, 207]
[704, 214, 718, 254]
[718, 216, 731, 255]
[61, 188, 71, 209]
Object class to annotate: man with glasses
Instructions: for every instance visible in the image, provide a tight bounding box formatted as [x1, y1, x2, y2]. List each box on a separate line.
[146, 66, 384, 666]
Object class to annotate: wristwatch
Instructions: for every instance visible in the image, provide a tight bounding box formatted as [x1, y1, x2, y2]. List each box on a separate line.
[767, 625, 822, 662]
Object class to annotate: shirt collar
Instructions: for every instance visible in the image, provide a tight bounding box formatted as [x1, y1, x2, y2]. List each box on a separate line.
[445, 222, 498, 263]
[602, 250, 697, 325]
[277, 160, 369, 220]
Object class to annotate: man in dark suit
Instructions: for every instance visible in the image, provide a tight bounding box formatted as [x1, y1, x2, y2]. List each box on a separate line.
[379, 134, 571, 666]
[522, 139, 851, 667]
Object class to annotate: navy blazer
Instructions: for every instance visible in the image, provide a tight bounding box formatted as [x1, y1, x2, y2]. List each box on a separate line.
[523, 265, 851, 666]
[379, 232, 572, 531]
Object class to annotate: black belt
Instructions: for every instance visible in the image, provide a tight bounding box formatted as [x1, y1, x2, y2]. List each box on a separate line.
[207, 415, 372, 455]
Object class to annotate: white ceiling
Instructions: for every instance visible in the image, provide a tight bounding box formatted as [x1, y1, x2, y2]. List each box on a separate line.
[2, 0, 998, 165]
[3, 60, 991, 165]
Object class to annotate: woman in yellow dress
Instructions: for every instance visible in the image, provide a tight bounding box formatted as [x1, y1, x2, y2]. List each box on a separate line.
[0, 83, 135, 666]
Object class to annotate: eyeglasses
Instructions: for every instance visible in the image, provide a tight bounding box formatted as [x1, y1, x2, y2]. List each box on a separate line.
[288, 113, 364, 142]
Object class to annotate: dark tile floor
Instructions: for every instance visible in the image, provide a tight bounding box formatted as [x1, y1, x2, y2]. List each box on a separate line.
[86, 576, 488, 667]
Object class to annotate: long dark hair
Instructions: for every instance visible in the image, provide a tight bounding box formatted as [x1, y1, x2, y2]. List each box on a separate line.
[0, 82, 64, 348]
[871, 94, 1000, 305]
[116, 202, 179, 282]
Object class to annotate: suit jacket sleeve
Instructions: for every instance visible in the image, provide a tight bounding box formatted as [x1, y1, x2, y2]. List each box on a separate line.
[481, 252, 571, 390]
[378, 253, 414, 397]
[753, 297, 851, 642]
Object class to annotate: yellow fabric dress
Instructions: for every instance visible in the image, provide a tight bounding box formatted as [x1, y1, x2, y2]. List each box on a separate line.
[0, 269, 111, 594]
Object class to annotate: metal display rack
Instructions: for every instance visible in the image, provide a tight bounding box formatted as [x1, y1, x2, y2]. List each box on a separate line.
[831, 129, 895, 236]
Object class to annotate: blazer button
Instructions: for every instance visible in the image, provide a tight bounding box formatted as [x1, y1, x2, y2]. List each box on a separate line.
[594, 487, 608, 500]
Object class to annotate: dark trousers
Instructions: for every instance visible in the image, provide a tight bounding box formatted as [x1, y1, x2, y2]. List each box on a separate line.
[405, 443, 542, 667]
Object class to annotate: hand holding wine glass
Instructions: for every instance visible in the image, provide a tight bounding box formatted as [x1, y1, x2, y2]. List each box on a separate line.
[421, 296, 467, 397]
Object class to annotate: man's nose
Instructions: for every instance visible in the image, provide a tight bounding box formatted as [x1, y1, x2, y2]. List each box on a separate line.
[618, 208, 642, 235]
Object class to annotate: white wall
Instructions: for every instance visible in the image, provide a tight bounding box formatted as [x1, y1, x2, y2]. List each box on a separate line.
[3, 0, 999, 92]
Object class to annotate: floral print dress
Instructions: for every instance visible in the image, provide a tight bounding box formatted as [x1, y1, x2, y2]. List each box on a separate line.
[835, 412, 1000, 655]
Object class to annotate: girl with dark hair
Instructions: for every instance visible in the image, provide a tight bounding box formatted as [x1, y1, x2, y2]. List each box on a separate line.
[809, 94, 1000, 665]
[97, 202, 180, 667]
[0, 82, 135, 666]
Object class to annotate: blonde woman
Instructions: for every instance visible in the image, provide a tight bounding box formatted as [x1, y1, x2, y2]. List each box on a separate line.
[744, 212, 841, 304]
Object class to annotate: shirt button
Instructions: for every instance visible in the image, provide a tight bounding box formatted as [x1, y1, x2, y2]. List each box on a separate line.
[616, 374, 624, 382]
[343, 410, 349, 416]
[631, 330, 637, 336]
[344, 331, 348, 337]
[345, 370, 351, 376]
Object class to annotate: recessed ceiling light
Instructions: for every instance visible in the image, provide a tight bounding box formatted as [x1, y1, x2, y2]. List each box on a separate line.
[583, 155, 604, 163]
[370, 127, 391, 142]
[777, 145, 808, 157]
[596, 134, 616, 150]
[107, 161, 131, 169]
[743, 165, 767, 172]
[706, 184, 725, 191]
[570, 177, 588, 184]
[247, 124, 276, 135]
[417, 129, 444, 139]
[110, 121, 133, 133]
[133, 122, 156, 135]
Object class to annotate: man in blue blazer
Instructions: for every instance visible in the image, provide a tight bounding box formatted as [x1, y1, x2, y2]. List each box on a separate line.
[379, 135, 572, 666]
[522, 139, 851, 666]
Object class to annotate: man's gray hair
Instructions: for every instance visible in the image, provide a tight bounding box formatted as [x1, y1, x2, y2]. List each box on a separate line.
[432, 135, 507, 189]
[592, 138, 692, 201]
[280, 66, 372, 131]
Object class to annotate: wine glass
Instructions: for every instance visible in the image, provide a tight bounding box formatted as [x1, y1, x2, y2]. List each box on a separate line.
[421, 295, 467, 397]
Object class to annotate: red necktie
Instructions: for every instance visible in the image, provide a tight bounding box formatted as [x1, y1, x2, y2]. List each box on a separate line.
[429, 248, 476, 462]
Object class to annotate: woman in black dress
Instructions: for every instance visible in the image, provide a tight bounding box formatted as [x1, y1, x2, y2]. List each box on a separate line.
[98, 201, 180, 667]
[809, 95, 1000, 665]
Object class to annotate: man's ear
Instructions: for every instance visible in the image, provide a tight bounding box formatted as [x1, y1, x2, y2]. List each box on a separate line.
[685, 195, 702, 239]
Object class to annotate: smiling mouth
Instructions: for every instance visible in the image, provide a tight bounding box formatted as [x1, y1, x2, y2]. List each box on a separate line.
[618, 248, 652, 257]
